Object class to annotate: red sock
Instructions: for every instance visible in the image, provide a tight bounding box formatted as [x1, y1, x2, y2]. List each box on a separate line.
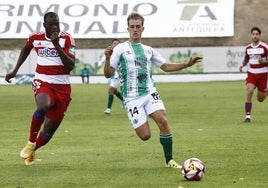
[35, 131, 47, 151]
[28, 111, 44, 143]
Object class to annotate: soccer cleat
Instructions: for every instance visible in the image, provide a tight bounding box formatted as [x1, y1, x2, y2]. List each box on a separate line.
[104, 108, 111, 115]
[166, 159, 182, 169]
[244, 117, 251, 122]
[24, 151, 35, 166]
[20, 143, 36, 165]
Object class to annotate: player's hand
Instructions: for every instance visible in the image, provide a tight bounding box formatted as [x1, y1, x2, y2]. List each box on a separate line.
[5, 71, 16, 83]
[51, 32, 59, 45]
[186, 57, 202, 67]
[104, 46, 113, 58]
[239, 65, 243, 72]
[258, 56, 266, 64]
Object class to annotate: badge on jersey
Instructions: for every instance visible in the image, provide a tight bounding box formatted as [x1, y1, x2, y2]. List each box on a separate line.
[69, 46, 75, 56]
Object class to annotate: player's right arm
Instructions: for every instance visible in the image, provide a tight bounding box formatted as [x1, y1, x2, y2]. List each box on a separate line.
[5, 46, 31, 83]
[103, 45, 115, 78]
[239, 58, 249, 72]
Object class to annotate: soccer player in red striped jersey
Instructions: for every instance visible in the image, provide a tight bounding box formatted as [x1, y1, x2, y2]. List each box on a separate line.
[5, 12, 76, 165]
[239, 27, 268, 122]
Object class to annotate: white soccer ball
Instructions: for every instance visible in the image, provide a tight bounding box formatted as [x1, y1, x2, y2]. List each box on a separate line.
[181, 157, 205, 181]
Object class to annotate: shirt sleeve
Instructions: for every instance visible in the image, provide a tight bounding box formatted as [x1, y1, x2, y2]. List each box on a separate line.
[150, 47, 166, 67]
[63, 34, 76, 59]
[110, 45, 120, 69]
[25, 34, 34, 49]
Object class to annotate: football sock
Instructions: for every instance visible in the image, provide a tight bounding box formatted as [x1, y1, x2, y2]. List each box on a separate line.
[35, 131, 48, 150]
[107, 93, 114, 108]
[29, 111, 45, 143]
[245, 102, 252, 115]
[114, 91, 123, 101]
[160, 134, 173, 164]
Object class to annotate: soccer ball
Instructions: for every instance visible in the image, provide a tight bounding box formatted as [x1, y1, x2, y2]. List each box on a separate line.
[181, 157, 205, 181]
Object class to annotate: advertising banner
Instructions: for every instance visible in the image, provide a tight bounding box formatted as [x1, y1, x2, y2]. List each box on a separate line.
[0, 46, 245, 77]
[0, 0, 234, 38]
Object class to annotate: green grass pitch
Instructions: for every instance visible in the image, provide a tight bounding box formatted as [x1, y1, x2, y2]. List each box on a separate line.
[0, 81, 267, 188]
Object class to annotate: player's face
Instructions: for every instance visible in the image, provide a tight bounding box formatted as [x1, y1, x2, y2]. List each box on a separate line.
[43, 16, 60, 39]
[251, 30, 260, 43]
[127, 19, 144, 42]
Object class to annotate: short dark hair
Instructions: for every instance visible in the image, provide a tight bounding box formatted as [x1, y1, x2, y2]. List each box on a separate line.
[127, 12, 144, 26]
[112, 39, 120, 43]
[251, 27, 261, 34]
[44, 12, 59, 22]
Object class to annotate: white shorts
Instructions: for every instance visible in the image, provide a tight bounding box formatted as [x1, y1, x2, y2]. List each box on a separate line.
[108, 77, 119, 88]
[125, 91, 165, 129]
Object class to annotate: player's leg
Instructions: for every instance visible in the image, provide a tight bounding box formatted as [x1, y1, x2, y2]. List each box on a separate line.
[20, 81, 53, 165]
[111, 79, 123, 101]
[244, 76, 256, 122]
[256, 73, 268, 102]
[35, 89, 70, 150]
[35, 118, 61, 150]
[126, 96, 151, 140]
[150, 110, 180, 168]
[256, 90, 266, 102]
[135, 123, 151, 141]
[26, 93, 49, 144]
[114, 88, 123, 101]
[104, 86, 114, 114]
[147, 92, 181, 168]
[22, 85, 70, 165]
[110, 79, 124, 108]
[81, 75, 85, 84]
[86, 75, 89, 84]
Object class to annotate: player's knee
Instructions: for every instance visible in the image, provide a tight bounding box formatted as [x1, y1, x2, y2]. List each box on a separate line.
[137, 130, 151, 141]
[257, 97, 265, 102]
[139, 134, 151, 141]
[37, 104, 50, 114]
[257, 92, 267, 102]
[247, 90, 254, 96]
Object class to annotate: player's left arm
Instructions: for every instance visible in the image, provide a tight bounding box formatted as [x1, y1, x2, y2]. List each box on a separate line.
[51, 32, 75, 71]
[258, 56, 268, 64]
[160, 57, 202, 72]
[258, 45, 268, 65]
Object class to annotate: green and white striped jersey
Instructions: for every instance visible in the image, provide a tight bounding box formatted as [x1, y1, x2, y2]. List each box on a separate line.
[110, 41, 165, 98]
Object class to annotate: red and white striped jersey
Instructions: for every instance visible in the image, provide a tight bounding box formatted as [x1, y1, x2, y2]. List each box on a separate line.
[244, 41, 268, 74]
[26, 31, 75, 84]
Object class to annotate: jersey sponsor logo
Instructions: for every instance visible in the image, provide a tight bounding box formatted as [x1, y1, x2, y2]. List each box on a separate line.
[247, 48, 265, 55]
[137, 74, 147, 81]
[134, 57, 147, 66]
[33, 40, 53, 48]
[38, 48, 59, 57]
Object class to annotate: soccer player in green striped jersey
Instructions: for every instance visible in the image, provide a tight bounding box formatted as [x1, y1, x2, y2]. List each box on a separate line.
[104, 11, 202, 168]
